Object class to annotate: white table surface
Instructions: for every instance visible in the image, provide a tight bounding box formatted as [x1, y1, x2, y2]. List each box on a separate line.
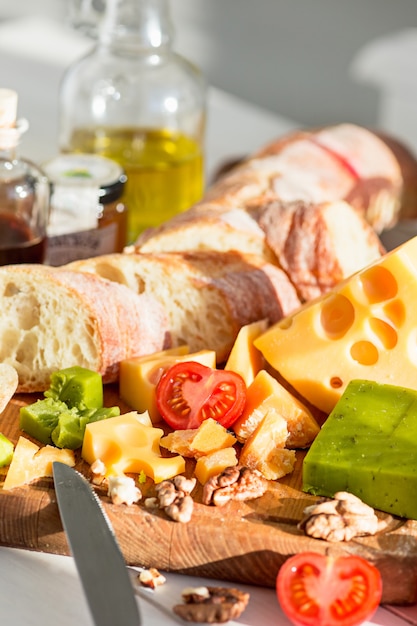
[1, 15, 417, 626]
[1, 545, 415, 626]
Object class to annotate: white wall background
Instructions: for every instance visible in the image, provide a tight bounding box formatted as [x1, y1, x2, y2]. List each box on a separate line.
[171, 0, 417, 130]
[1, 0, 417, 155]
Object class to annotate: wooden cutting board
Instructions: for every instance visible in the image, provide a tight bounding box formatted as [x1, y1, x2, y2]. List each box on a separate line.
[0, 385, 417, 606]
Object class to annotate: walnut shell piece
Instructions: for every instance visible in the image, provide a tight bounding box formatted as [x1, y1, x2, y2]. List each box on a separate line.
[173, 586, 250, 623]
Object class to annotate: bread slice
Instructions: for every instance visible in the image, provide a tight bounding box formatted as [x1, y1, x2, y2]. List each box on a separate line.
[0, 265, 170, 392]
[65, 250, 301, 363]
[134, 203, 278, 263]
[248, 199, 385, 301]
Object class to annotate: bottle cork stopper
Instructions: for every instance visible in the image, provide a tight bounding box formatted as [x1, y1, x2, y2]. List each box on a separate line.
[0, 89, 18, 128]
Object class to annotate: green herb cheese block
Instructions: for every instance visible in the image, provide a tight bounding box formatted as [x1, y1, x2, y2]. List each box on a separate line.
[302, 379, 417, 519]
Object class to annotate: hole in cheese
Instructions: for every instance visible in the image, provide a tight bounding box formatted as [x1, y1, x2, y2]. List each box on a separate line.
[369, 318, 398, 350]
[383, 299, 405, 328]
[350, 340, 379, 365]
[330, 376, 343, 389]
[320, 294, 354, 339]
[359, 266, 398, 303]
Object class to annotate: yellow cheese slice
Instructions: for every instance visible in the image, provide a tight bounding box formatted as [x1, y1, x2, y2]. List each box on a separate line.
[120, 348, 216, 422]
[232, 369, 319, 448]
[3, 436, 75, 490]
[254, 236, 417, 414]
[81, 411, 185, 483]
[224, 319, 268, 386]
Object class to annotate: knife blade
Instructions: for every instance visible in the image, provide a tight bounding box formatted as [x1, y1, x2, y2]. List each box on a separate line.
[52, 462, 141, 626]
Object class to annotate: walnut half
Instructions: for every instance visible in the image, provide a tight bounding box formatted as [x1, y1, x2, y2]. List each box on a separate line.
[299, 491, 387, 542]
[202, 466, 267, 507]
[173, 586, 250, 623]
[145, 475, 196, 523]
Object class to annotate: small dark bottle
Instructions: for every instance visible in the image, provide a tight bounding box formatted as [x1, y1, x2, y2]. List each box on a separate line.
[0, 89, 50, 266]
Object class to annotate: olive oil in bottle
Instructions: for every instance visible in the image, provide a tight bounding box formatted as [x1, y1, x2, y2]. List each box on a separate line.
[68, 126, 204, 240]
[59, 0, 206, 244]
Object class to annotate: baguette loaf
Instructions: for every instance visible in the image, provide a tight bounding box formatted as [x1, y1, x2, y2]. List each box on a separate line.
[65, 250, 301, 363]
[0, 265, 170, 392]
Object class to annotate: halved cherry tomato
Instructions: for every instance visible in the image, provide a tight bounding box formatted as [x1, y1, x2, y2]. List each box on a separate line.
[276, 552, 382, 626]
[156, 361, 247, 430]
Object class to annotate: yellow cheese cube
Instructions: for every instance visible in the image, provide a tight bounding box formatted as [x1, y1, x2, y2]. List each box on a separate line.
[224, 319, 268, 386]
[160, 418, 237, 458]
[81, 412, 185, 483]
[194, 447, 238, 485]
[120, 348, 216, 423]
[232, 369, 319, 448]
[239, 412, 296, 480]
[254, 236, 417, 414]
[3, 436, 75, 490]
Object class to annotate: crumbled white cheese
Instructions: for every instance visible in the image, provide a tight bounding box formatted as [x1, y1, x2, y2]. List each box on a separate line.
[107, 474, 141, 506]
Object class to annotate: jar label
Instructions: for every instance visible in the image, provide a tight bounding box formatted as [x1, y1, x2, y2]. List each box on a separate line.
[46, 224, 118, 266]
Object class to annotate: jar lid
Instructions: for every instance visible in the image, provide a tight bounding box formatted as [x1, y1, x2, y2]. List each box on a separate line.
[44, 153, 126, 203]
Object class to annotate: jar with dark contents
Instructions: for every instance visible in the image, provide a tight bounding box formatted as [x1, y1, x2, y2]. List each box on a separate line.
[44, 154, 128, 266]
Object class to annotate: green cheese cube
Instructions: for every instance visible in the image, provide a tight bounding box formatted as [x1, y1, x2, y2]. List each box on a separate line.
[45, 366, 103, 411]
[0, 433, 14, 467]
[302, 379, 417, 519]
[19, 398, 69, 445]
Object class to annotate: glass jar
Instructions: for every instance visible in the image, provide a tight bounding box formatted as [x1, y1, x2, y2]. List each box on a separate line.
[59, 0, 206, 244]
[44, 153, 128, 265]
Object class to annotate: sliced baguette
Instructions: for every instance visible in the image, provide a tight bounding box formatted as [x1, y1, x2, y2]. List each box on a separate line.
[133, 199, 384, 303]
[0, 265, 170, 392]
[65, 250, 301, 363]
[253, 123, 404, 232]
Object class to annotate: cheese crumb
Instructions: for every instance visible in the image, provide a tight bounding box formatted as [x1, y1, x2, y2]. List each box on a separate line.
[107, 474, 142, 506]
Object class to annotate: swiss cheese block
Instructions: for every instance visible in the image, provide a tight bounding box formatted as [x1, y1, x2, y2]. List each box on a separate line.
[232, 369, 319, 448]
[254, 236, 417, 413]
[224, 319, 268, 386]
[303, 379, 417, 519]
[120, 347, 216, 422]
[81, 411, 185, 483]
